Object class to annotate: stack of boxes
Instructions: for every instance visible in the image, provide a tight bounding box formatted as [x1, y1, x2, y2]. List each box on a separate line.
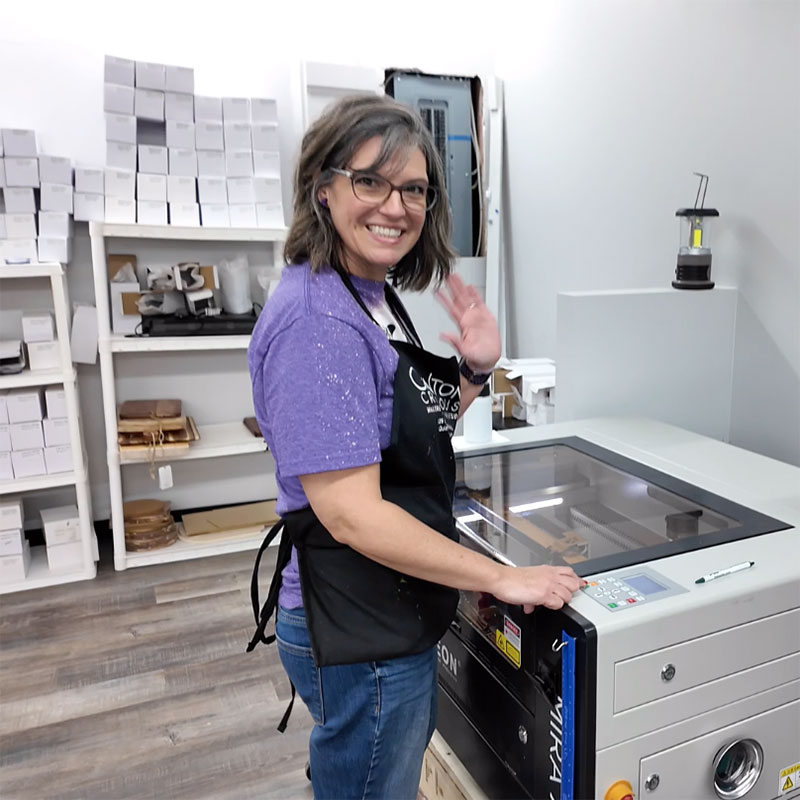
[0, 498, 30, 582]
[0, 128, 75, 265]
[40, 504, 83, 572]
[103, 54, 284, 228]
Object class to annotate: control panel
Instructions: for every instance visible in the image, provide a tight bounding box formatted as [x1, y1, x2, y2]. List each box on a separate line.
[581, 566, 687, 612]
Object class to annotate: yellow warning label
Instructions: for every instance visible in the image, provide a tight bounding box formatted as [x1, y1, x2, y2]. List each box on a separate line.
[778, 762, 800, 796]
[505, 641, 521, 667]
[782, 777, 793, 792]
[494, 630, 521, 669]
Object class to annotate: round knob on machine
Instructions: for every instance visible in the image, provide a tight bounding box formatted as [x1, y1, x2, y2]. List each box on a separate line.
[604, 779, 635, 800]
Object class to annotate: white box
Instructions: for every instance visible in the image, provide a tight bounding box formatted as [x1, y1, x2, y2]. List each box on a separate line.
[44, 387, 67, 419]
[167, 175, 196, 203]
[226, 177, 255, 204]
[165, 65, 194, 94]
[44, 444, 73, 474]
[138, 145, 168, 174]
[40, 504, 80, 545]
[223, 97, 250, 122]
[70, 304, 98, 366]
[0, 392, 7, 423]
[253, 151, 281, 178]
[5, 213, 37, 239]
[46, 539, 82, 572]
[22, 312, 54, 343]
[104, 196, 136, 224]
[105, 55, 135, 87]
[251, 98, 278, 123]
[200, 204, 230, 228]
[254, 177, 282, 204]
[10, 421, 44, 451]
[0, 424, 10, 451]
[169, 148, 197, 177]
[166, 120, 195, 150]
[2, 129, 37, 158]
[195, 121, 224, 151]
[197, 150, 226, 177]
[104, 83, 135, 115]
[75, 167, 104, 195]
[0, 540, 31, 581]
[37, 237, 72, 264]
[43, 417, 70, 447]
[229, 203, 257, 228]
[27, 340, 61, 372]
[0, 452, 12, 481]
[4, 186, 36, 213]
[198, 177, 227, 204]
[0, 239, 37, 264]
[7, 388, 43, 423]
[107, 142, 137, 172]
[195, 96, 222, 122]
[74, 193, 105, 222]
[11, 448, 46, 478]
[169, 202, 200, 227]
[104, 168, 136, 199]
[5, 157, 39, 188]
[165, 92, 194, 122]
[224, 122, 252, 150]
[252, 123, 279, 151]
[226, 150, 254, 178]
[137, 201, 167, 225]
[0, 498, 23, 531]
[256, 202, 285, 228]
[38, 155, 73, 186]
[0, 529, 24, 556]
[38, 211, 73, 239]
[40, 183, 73, 213]
[137, 173, 167, 202]
[135, 61, 166, 91]
[104, 113, 136, 144]
[109, 282, 140, 335]
[134, 88, 165, 122]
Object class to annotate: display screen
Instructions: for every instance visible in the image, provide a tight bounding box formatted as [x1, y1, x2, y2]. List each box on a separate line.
[624, 574, 668, 595]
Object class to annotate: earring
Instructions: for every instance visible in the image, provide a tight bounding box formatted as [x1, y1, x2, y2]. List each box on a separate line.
[319, 197, 328, 208]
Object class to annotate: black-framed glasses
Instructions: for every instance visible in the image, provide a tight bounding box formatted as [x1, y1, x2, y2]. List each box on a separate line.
[330, 168, 438, 212]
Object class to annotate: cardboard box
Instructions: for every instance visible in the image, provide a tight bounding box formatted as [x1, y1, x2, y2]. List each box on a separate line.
[5, 213, 37, 239]
[135, 61, 166, 91]
[7, 388, 44, 423]
[200, 204, 229, 228]
[256, 202, 284, 228]
[194, 96, 222, 122]
[104, 197, 136, 225]
[104, 83, 135, 115]
[38, 211, 73, 239]
[74, 193, 105, 223]
[46, 539, 83, 572]
[251, 98, 278, 123]
[137, 201, 167, 225]
[45, 386, 68, 419]
[251, 123, 279, 151]
[226, 150, 254, 178]
[44, 444, 73, 474]
[38, 155, 73, 186]
[107, 254, 141, 335]
[0, 239, 37, 264]
[104, 113, 136, 144]
[40, 183, 73, 213]
[226, 177, 255, 204]
[229, 204, 257, 229]
[2, 129, 37, 157]
[223, 122, 252, 151]
[134, 89, 165, 122]
[222, 97, 250, 123]
[0, 452, 12, 481]
[0, 423, 10, 451]
[37, 237, 72, 264]
[253, 151, 281, 178]
[105, 168, 136, 199]
[0, 391, 8, 423]
[253, 177, 282, 204]
[165, 65, 194, 94]
[137, 173, 167, 202]
[5, 157, 39, 187]
[195, 121, 224, 151]
[166, 120, 195, 150]
[0, 540, 31, 581]
[104, 55, 135, 87]
[11, 447, 46, 478]
[43, 417, 70, 447]
[197, 150, 226, 177]
[75, 167, 104, 195]
[106, 142, 137, 172]
[138, 144, 168, 175]
[166, 175, 196, 203]
[0, 529, 24, 556]
[198, 177, 227, 204]
[40, 504, 80, 545]
[27, 340, 61, 372]
[165, 91, 194, 123]
[0, 497, 23, 531]
[22, 312, 54, 343]
[4, 186, 36, 213]
[168, 202, 200, 227]
[10, 421, 44, 451]
[181, 500, 278, 536]
[169, 148, 197, 177]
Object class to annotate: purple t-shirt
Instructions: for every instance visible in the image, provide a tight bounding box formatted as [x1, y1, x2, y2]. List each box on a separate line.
[247, 263, 401, 609]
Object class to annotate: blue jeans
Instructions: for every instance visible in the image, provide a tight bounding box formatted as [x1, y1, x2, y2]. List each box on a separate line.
[276, 605, 438, 800]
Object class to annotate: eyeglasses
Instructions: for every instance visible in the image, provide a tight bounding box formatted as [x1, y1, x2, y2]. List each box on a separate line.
[330, 168, 438, 212]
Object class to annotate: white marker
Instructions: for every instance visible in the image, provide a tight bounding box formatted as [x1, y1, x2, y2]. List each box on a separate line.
[695, 560, 755, 584]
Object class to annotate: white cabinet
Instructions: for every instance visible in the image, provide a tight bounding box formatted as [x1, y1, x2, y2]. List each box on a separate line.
[0, 262, 97, 593]
[88, 222, 286, 570]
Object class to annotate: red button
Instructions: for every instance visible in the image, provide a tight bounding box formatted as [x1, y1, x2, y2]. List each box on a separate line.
[627, 598, 636, 603]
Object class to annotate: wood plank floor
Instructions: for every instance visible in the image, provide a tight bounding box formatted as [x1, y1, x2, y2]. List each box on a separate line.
[0, 542, 315, 800]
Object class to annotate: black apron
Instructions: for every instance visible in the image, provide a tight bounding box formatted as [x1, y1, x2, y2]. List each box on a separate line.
[247, 271, 461, 715]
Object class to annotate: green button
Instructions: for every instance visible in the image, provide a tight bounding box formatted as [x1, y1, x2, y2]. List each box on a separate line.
[608, 602, 618, 608]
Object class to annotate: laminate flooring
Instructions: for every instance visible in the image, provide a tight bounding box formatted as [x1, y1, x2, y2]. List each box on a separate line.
[0, 542, 315, 800]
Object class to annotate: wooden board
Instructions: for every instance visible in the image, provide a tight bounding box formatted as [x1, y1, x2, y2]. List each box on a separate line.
[419, 732, 487, 800]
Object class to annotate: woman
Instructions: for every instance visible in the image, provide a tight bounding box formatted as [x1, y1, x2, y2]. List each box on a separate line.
[247, 94, 582, 800]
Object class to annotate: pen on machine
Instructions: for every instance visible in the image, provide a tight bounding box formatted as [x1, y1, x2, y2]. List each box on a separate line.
[695, 560, 755, 584]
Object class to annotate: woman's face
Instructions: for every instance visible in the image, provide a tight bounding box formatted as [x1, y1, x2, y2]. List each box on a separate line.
[320, 136, 428, 281]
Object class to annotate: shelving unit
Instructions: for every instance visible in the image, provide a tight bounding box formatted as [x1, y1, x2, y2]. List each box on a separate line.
[89, 222, 286, 571]
[0, 262, 97, 593]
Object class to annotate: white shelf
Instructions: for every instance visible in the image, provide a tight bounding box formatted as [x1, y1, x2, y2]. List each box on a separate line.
[0, 545, 96, 594]
[118, 421, 266, 464]
[108, 334, 251, 352]
[0, 262, 62, 279]
[124, 528, 270, 568]
[92, 222, 287, 242]
[0, 367, 75, 390]
[0, 471, 79, 496]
